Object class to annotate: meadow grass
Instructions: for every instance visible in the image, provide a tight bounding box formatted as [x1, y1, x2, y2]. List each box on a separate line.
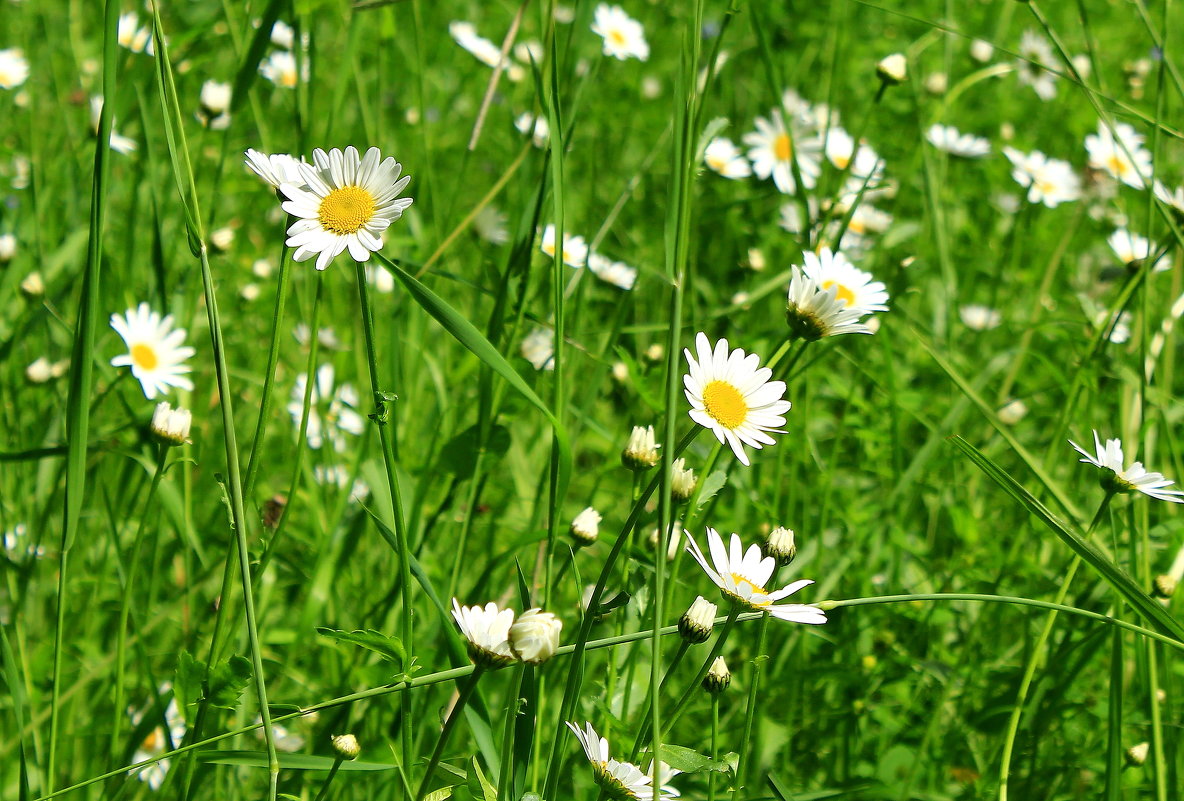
[3, 1, 1184, 800]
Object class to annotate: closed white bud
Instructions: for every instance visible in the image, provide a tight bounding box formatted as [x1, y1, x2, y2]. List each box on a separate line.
[764, 526, 797, 566]
[209, 227, 235, 252]
[19, 271, 44, 299]
[200, 80, 232, 115]
[671, 458, 697, 503]
[997, 399, 1028, 425]
[1125, 741, 1149, 766]
[570, 507, 601, 546]
[0, 233, 16, 262]
[25, 357, 54, 383]
[509, 608, 562, 664]
[970, 39, 994, 63]
[1154, 574, 1177, 598]
[331, 733, 360, 759]
[150, 401, 192, 446]
[622, 425, 660, 470]
[703, 656, 731, 694]
[877, 53, 907, 84]
[679, 596, 717, 644]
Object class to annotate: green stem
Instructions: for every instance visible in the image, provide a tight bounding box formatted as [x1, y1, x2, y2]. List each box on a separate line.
[661, 604, 742, 738]
[708, 695, 720, 801]
[496, 664, 527, 801]
[627, 640, 691, 762]
[416, 668, 485, 801]
[732, 612, 769, 801]
[311, 757, 344, 801]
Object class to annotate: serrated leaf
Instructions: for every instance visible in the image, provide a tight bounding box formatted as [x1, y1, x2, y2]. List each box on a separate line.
[423, 789, 453, 801]
[316, 628, 406, 668]
[696, 470, 728, 509]
[174, 651, 205, 711]
[205, 656, 252, 709]
[657, 744, 735, 774]
[196, 750, 397, 771]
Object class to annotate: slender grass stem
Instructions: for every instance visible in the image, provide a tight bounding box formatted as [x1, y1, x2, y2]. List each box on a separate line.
[732, 612, 769, 801]
[415, 668, 486, 801]
[661, 604, 742, 738]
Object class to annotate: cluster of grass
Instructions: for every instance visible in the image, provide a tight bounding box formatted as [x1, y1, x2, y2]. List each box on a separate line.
[3, 0, 1184, 800]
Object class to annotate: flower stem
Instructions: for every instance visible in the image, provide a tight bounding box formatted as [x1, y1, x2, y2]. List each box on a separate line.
[496, 664, 527, 801]
[311, 756, 344, 801]
[660, 604, 742, 738]
[416, 667, 486, 801]
[732, 611, 769, 801]
[708, 695, 720, 801]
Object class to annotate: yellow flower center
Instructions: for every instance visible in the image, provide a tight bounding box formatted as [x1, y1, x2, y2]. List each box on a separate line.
[318, 186, 376, 235]
[833, 154, 850, 169]
[821, 279, 856, 306]
[1035, 178, 1057, 197]
[1106, 154, 1126, 175]
[141, 728, 161, 751]
[707, 154, 726, 171]
[730, 574, 770, 604]
[131, 343, 159, 370]
[608, 29, 627, 47]
[773, 133, 792, 162]
[702, 380, 748, 429]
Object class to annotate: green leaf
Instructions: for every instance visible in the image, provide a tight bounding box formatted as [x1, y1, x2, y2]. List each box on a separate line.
[467, 756, 497, 801]
[657, 744, 735, 774]
[316, 628, 407, 668]
[195, 750, 397, 771]
[439, 424, 512, 479]
[205, 656, 253, 709]
[696, 470, 728, 509]
[949, 436, 1184, 643]
[174, 651, 205, 711]
[423, 790, 453, 801]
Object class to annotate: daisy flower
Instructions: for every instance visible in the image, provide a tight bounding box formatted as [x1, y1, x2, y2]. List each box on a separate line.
[959, 304, 1002, 331]
[1016, 29, 1057, 101]
[926, 124, 990, 158]
[743, 108, 820, 195]
[591, 5, 650, 62]
[800, 248, 888, 314]
[821, 126, 859, 171]
[259, 51, 306, 88]
[279, 146, 413, 271]
[566, 721, 680, 801]
[90, 96, 137, 154]
[682, 332, 791, 466]
[448, 21, 524, 81]
[540, 224, 588, 268]
[288, 364, 365, 452]
[1085, 121, 1152, 189]
[110, 304, 195, 399]
[521, 327, 555, 371]
[452, 600, 517, 669]
[1003, 147, 1081, 207]
[1070, 431, 1184, 502]
[117, 13, 155, 55]
[785, 265, 874, 341]
[243, 148, 305, 190]
[131, 689, 187, 790]
[684, 528, 828, 624]
[514, 112, 550, 148]
[197, 80, 232, 129]
[1153, 181, 1184, 217]
[473, 205, 510, 244]
[840, 204, 893, 250]
[0, 48, 29, 90]
[588, 252, 638, 290]
[703, 137, 752, 179]
[1108, 229, 1165, 270]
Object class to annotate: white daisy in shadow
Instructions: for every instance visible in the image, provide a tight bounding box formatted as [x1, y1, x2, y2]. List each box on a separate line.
[566, 721, 680, 800]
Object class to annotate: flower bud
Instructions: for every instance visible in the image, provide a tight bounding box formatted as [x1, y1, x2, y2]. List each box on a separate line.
[679, 596, 717, 644]
[509, 608, 562, 664]
[763, 526, 796, 566]
[1125, 741, 1149, 766]
[0, 233, 16, 262]
[622, 425, 660, 471]
[19, 271, 44, 299]
[570, 507, 601, 547]
[970, 39, 994, 63]
[25, 357, 54, 384]
[877, 53, 907, 84]
[1154, 574, 1177, 599]
[200, 80, 232, 115]
[331, 733, 360, 760]
[150, 401, 192, 447]
[703, 656, 731, 695]
[670, 458, 697, 503]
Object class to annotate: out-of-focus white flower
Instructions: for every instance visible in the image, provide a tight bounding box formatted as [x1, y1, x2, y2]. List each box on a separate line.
[927, 124, 990, 158]
[130, 689, 186, 790]
[515, 112, 550, 148]
[876, 53, 907, 84]
[998, 399, 1028, 425]
[570, 507, 602, 545]
[591, 4, 649, 62]
[800, 248, 888, 314]
[587, 252, 637, 290]
[744, 108, 821, 195]
[209, 227, 235, 252]
[1017, 29, 1057, 101]
[522, 327, 555, 371]
[1096, 309, 1133, 344]
[1108, 229, 1165, 270]
[259, 51, 306, 88]
[540, 224, 588, 268]
[90, 96, 137, 154]
[1003, 147, 1081, 207]
[924, 72, 948, 94]
[0, 48, 30, 89]
[0, 233, 17, 262]
[970, 39, 994, 63]
[704, 137, 751, 179]
[473, 206, 510, 245]
[271, 20, 295, 49]
[150, 401, 192, 446]
[1085, 121, 1152, 189]
[25, 357, 54, 383]
[288, 364, 365, 452]
[118, 13, 155, 56]
[959, 304, 1002, 331]
[197, 80, 232, 129]
[449, 21, 524, 80]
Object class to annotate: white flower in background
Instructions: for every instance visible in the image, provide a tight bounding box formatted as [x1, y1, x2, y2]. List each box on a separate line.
[280, 146, 414, 271]
[243, 148, 304, 190]
[472, 205, 510, 245]
[259, 50, 305, 88]
[785, 265, 874, 341]
[131, 690, 186, 790]
[822, 126, 857, 170]
[366, 264, 395, 293]
[293, 324, 341, 350]
[1016, 29, 1057, 101]
[1003, 147, 1081, 207]
[150, 401, 192, 447]
[0, 233, 15, 261]
[0, 48, 29, 89]
[970, 38, 994, 63]
[876, 52, 907, 84]
[566, 721, 681, 801]
[254, 718, 305, 752]
[25, 357, 54, 383]
[842, 204, 893, 248]
[704, 137, 751, 179]
[1108, 229, 1164, 270]
[685, 528, 828, 624]
[110, 304, 195, 399]
[452, 600, 517, 669]
[209, 226, 235, 252]
[90, 96, 137, 154]
[744, 108, 820, 195]
[997, 399, 1028, 425]
[777, 197, 821, 235]
[650, 520, 683, 561]
[508, 608, 562, 663]
[959, 304, 1002, 331]
[521, 327, 555, 371]
[1070, 430, 1184, 502]
[1096, 308, 1132, 344]
[3, 522, 45, 559]
[924, 72, 948, 94]
[926, 124, 990, 158]
[197, 80, 232, 129]
[288, 364, 365, 452]
[570, 507, 602, 545]
[515, 39, 543, 64]
[514, 112, 550, 148]
[118, 13, 155, 55]
[271, 20, 295, 49]
[313, 464, 369, 501]
[1153, 181, 1184, 216]
[20, 272, 43, 297]
[591, 4, 649, 62]
[540, 224, 588, 268]
[587, 252, 638, 290]
[1085, 121, 1152, 189]
[622, 425, 659, 470]
[449, 21, 524, 80]
[800, 248, 888, 314]
[683, 331, 791, 466]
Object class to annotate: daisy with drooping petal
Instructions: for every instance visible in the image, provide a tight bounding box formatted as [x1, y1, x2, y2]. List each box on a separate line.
[1108, 229, 1165, 270]
[288, 364, 365, 452]
[243, 149, 305, 191]
[110, 304, 195, 399]
[1003, 147, 1081, 207]
[684, 528, 828, 624]
[800, 248, 888, 315]
[1016, 29, 1056, 101]
[703, 137, 751, 179]
[452, 600, 517, 669]
[588, 252, 638, 290]
[926, 124, 990, 158]
[682, 332, 791, 466]
[0, 48, 29, 90]
[785, 265, 874, 341]
[566, 722, 681, 801]
[591, 5, 650, 62]
[1070, 431, 1184, 502]
[540, 224, 588, 268]
[743, 108, 821, 195]
[1085, 121, 1152, 189]
[280, 146, 413, 271]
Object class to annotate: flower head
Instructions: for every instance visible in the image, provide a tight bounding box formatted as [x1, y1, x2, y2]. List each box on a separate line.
[288, 365, 364, 452]
[785, 265, 874, 341]
[1085, 121, 1151, 189]
[704, 137, 752, 179]
[331, 734, 361, 759]
[682, 332, 791, 466]
[588, 253, 638, 290]
[876, 53, 907, 84]
[1070, 431, 1184, 502]
[678, 596, 717, 644]
[622, 425, 660, 470]
[670, 457, 697, 502]
[571, 507, 602, 546]
[449, 21, 525, 80]
[131, 688, 186, 790]
[591, 5, 650, 62]
[959, 304, 1002, 331]
[926, 124, 990, 158]
[198, 80, 232, 128]
[451, 600, 517, 669]
[800, 248, 888, 314]
[515, 112, 550, 147]
[509, 608, 562, 663]
[1016, 29, 1056, 101]
[0, 48, 29, 90]
[244, 149, 305, 191]
[566, 721, 680, 801]
[280, 146, 413, 270]
[118, 13, 155, 55]
[1108, 229, 1164, 270]
[763, 526, 796, 566]
[684, 527, 827, 624]
[260, 51, 306, 88]
[540, 224, 588, 268]
[521, 327, 555, 371]
[150, 401, 192, 446]
[743, 108, 821, 195]
[110, 304, 195, 399]
[703, 656, 731, 694]
[1003, 147, 1081, 207]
